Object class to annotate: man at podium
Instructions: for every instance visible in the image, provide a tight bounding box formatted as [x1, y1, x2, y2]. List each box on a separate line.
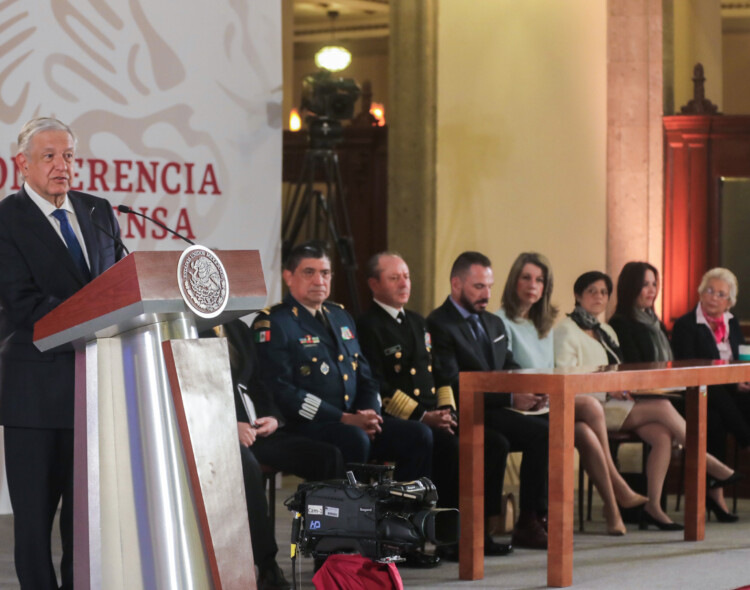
[0, 117, 125, 590]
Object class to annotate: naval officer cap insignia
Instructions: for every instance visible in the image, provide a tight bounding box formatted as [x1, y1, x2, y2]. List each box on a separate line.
[178, 245, 229, 318]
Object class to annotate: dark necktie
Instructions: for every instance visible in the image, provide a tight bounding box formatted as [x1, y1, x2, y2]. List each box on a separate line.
[396, 311, 406, 324]
[315, 310, 335, 340]
[51, 209, 91, 281]
[468, 314, 494, 369]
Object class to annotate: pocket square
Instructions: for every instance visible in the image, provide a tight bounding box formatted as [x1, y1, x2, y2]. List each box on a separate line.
[493, 335, 505, 343]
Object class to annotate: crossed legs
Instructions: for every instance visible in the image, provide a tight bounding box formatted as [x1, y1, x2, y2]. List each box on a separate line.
[620, 398, 735, 522]
[574, 396, 646, 534]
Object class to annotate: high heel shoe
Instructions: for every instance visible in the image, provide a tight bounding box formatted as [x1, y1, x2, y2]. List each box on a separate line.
[706, 496, 739, 523]
[708, 471, 744, 490]
[638, 508, 684, 531]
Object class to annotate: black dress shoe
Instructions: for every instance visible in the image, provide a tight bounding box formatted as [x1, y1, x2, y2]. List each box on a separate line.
[706, 496, 740, 523]
[437, 544, 459, 562]
[708, 471, 744, 490]
[401, 551, 442, 569]
[437, 537, 513, 562]
[257, 561, 291, 590]
[537, 513, 548, 532]
[485, 537, 513, 556]
[511, 519, 548, 549]
[638, 508, 684, 531]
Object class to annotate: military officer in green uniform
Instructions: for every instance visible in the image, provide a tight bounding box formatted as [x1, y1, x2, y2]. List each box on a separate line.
[252, 241, 432, 483]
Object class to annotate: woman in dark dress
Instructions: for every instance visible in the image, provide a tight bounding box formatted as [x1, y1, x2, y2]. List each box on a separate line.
[609, 262, 742, 526]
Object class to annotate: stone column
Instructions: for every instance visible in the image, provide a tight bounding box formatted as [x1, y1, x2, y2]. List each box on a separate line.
[607, 0, 664, 310]
[388, 0, 438, 315]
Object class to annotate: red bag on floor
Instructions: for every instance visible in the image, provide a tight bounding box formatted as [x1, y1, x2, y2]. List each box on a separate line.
[312, 554, 404, 590]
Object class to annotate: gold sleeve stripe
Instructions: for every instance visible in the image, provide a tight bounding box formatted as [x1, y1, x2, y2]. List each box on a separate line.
[437, 386, 456, 410]
[384, 389, 418, 420]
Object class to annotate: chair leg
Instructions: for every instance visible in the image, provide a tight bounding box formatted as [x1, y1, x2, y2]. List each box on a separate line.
[263, 472, 277, 537]
[268, 475, 276, 524]
[733, 437, 739, 515]
[675, 445, 685, 512]
[587, 475, 594, 521]
[578, 458, 585, 532]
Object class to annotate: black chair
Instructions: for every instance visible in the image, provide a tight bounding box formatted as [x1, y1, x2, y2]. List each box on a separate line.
[261, 464, 279, 533]
[674, 434, 740, 516]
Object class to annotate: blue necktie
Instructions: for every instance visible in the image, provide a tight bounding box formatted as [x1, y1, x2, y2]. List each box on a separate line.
[468, 314, 494, 369]
[51, 209, 91, 281]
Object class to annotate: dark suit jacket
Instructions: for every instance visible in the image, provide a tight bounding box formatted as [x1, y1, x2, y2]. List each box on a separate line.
[608, 312, 670, 363]
[203, 319, 285, 424]
[426, 296, 519, 407]
[671, 308, 744, 362]
[357, 303, 453, 420]
[252, 294, 380, 424]
[0, 187, 124, 428]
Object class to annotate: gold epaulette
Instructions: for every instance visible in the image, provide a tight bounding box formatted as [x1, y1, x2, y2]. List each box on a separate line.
[383, 389, 418, 420]
[326, 301, 345, 309]
[437, 386, 457, 410]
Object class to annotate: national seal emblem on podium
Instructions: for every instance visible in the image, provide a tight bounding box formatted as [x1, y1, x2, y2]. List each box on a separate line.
[177, 245, 230, 318]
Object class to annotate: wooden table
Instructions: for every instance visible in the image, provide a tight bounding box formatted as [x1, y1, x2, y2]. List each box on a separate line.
[458, 360, 750, 587]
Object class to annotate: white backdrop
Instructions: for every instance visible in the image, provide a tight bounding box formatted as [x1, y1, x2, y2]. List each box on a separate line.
[0, 0, 283, 513]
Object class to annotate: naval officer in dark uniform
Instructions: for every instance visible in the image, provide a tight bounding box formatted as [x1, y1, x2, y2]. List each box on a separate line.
[252, 241, 432, 483]
[356, 252, 512, 558]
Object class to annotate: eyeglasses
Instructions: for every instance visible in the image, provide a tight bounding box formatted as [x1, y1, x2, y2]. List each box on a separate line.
[703, 287, 729, 300]
[299, 268, 333, 280]
[584, 287, 609, 297]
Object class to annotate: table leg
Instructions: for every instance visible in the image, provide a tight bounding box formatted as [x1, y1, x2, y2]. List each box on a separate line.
[547, 391, 575, 587]
[684, 385, 707, 541]
[459, 377, 484, 580]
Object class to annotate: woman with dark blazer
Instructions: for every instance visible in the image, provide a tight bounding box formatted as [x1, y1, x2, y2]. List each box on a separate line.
[610, 262, 742, 524]
[671, 267, 750, 521]
[608, 262, 672, 364]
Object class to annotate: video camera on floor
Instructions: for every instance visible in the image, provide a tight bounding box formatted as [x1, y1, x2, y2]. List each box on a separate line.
[285, 464, 459, 562]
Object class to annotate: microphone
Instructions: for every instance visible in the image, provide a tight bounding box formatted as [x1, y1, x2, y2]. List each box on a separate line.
[89, 206, 130, 255]
[117, 205, 195, 245]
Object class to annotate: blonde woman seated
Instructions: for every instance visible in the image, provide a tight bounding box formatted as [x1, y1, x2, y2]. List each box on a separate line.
[497, 254, 645, 536]
[554, 270, 739, 531]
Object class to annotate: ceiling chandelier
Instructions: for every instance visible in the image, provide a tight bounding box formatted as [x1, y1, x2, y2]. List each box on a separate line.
[314, 10, 351, 72]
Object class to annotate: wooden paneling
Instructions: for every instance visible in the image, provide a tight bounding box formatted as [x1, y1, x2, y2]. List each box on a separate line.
[663, 115, 750, 329]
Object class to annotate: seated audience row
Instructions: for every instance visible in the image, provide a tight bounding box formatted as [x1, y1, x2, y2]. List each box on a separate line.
[220, 241, 748, 576]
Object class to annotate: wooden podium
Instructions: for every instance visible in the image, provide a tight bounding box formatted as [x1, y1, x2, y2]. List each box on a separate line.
[34, 250, 267, 590]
